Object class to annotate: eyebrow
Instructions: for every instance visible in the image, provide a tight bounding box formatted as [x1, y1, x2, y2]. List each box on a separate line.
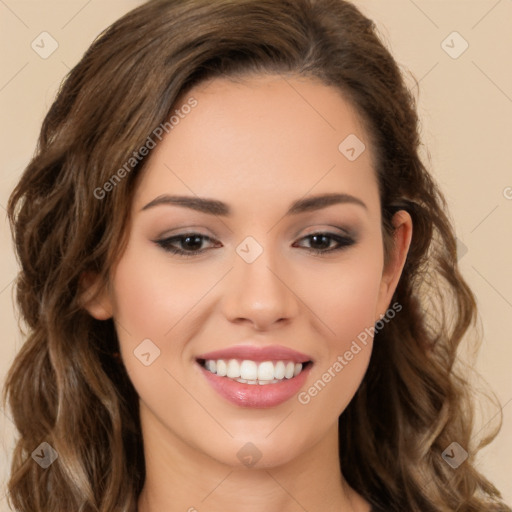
[140, 192, 367, 216]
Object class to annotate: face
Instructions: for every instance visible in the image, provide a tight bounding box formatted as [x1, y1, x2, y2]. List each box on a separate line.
[85, 74, 411, 469]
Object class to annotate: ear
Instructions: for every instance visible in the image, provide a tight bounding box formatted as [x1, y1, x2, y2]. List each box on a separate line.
[78, 271, 113, 320]
[375, 210, 413, 321]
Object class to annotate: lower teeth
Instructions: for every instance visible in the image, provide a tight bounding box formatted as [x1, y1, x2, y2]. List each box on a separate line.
[233, 377, 281, 385]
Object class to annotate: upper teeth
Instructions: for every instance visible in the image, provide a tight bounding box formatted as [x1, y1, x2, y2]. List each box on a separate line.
[204, 359, 304, 382]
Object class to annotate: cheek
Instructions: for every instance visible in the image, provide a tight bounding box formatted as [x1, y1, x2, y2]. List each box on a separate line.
[109, 241, 215, 348]
[108, 242, 212, 424]
[295, 245, 383, 411]
[330, 261, 383, 341]
[301, 239, 384, 350]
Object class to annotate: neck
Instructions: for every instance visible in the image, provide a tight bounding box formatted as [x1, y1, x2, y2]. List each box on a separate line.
[136, 403, 370, 512]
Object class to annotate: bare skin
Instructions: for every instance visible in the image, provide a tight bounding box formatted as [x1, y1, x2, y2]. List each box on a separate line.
[84, 73, 412, 512]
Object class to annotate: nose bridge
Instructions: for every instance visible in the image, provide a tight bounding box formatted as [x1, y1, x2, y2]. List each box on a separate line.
[222, 234, 298, 329]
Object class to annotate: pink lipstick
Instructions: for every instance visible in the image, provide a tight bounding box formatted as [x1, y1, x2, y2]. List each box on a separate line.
[196, 344, 313, 408]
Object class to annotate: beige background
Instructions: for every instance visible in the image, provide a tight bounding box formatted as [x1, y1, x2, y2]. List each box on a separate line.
[1, 1, 511, 509]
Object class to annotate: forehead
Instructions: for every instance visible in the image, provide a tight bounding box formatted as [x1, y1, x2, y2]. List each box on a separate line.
[133, 74, 379, 217]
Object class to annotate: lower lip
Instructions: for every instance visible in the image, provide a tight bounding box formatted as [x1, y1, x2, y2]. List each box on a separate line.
[198, 363, 312, 408]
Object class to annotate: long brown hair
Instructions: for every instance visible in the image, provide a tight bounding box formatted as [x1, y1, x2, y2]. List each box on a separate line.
[3, 0, 510, 510]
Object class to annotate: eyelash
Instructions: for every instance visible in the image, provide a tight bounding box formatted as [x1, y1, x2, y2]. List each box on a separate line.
[154, 231, 355, 258]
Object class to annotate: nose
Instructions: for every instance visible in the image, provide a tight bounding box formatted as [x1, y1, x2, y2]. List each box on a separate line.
[221, 244, 299, 331]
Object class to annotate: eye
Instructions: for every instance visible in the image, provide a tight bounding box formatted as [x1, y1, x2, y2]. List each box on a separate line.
[153, 231, 356, 258]
[293, 232, 355, 254]
[154, 233, 219, 257]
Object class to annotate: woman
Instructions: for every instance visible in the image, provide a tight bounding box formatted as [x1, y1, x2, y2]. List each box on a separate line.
[3, 0, 510, 511]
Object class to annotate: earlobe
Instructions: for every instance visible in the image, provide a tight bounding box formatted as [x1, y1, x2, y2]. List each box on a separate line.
[78, 271, 113, 320]
[376, 210, 413, 319]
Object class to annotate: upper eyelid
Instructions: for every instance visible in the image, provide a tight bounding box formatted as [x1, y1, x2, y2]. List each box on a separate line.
[157, 229, 354, 240]
[156, 222, 356, 239]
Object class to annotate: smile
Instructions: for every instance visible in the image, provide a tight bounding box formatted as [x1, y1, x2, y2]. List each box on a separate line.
[199, 358, 311, 385]
[196, 359, 313, 408]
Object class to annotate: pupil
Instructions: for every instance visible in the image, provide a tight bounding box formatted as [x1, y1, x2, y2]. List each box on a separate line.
[184, 235, 202, 250]
[311, 234, 330, 249]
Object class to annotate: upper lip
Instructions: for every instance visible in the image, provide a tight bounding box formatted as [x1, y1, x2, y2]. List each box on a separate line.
[196, 344, 313, 364]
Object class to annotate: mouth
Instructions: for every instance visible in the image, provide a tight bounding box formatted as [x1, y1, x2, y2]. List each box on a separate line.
[197, 358, 313, 385]
[195, 357, 314, 408]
